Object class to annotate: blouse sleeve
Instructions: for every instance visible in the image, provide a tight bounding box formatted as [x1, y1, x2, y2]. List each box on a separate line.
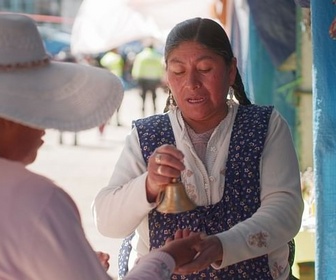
[93, 127, 156, 238]
[124, 251, 175, 280]
[214, 109, 304, 268]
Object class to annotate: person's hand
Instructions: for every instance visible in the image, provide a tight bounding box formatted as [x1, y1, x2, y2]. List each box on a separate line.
[96, 251, 110, 271]
[175, 235, 223, 274]
[146, 144, 185, 202]
[159, 229, 204, 270]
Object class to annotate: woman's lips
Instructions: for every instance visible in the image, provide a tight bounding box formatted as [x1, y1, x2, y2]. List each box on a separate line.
[187, 97, 205, 103]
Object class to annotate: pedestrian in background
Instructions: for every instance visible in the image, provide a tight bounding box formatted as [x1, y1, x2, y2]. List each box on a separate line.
[131, 43, 165, 116]
[100, 48, 125, 128]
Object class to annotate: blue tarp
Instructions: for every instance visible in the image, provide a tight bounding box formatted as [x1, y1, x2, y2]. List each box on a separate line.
[311, 0, 336, 278]
[37, 25, 71, 56]
[247, 0, 297, 67]
[246, 16, 297, 133]
[231, 1, 298, 139]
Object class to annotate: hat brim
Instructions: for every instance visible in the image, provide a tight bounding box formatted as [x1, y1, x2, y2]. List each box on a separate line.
[0, 61, 124, 132]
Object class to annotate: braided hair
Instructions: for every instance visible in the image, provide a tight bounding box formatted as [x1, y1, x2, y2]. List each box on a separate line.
[164, 17, 251, 109]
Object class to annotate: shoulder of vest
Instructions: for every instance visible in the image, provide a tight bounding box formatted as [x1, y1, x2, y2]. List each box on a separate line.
[237, 104, 274, 118]
[238, 104, 274, 112]
[132, 113, 170, 128]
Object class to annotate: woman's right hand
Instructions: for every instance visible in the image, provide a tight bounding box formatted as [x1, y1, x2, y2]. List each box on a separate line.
[146, 144, 185, 202]
[160, 229, 204, 269]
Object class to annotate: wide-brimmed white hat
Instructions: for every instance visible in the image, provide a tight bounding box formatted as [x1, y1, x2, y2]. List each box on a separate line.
[0, 13, 124, 132]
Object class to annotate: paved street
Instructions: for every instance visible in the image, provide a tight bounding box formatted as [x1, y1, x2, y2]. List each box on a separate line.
[28, 88, 167, 279]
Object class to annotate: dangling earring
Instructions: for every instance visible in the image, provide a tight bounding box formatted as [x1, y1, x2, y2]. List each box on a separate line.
[168, 90, 176, 111]
[164, 89, 176, 112]
[226, 86, 235, 108]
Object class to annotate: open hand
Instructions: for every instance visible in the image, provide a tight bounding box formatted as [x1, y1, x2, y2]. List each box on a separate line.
[176, 235, 223, 274]
[159, 229, 205, 271]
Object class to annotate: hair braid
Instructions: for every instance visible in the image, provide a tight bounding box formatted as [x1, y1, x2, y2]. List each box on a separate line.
[232, 69, 251, 105]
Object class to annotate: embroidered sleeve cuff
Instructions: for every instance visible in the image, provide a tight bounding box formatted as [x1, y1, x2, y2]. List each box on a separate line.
[131, 251, 175, 279]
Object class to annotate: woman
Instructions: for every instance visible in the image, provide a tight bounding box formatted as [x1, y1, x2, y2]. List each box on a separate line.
[94, 18, 303, 279]
[0, 13, 123, 280]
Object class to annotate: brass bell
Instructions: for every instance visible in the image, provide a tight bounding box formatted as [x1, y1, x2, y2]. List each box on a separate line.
[156, 178, 197, 213]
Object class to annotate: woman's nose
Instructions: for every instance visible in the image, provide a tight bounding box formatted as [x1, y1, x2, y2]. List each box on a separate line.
[186, 72, 201, 90]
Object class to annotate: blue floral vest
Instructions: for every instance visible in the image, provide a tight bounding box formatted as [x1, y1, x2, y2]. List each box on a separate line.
[120, 105, 294, 279]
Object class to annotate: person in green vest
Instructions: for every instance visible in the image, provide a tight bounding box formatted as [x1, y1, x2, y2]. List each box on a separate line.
[100, 49, 124, 128]
[131, 44, 164, 115]
[100, 49, 124, 78]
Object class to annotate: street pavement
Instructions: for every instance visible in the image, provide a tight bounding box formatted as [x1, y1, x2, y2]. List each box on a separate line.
[28, 88, 167, 279]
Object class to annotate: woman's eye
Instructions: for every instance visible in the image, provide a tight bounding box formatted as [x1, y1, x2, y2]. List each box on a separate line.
[173, 70, 184, 75]
[199, 68, 211, 73]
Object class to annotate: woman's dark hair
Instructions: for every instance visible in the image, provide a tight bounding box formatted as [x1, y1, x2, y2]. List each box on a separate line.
[164, 17, 251, 106]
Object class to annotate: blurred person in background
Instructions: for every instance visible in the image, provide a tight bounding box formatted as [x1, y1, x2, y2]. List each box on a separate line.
[131, 43, 165, 116]
[53, 47, 80, 145]
[100, 48, 125, 128]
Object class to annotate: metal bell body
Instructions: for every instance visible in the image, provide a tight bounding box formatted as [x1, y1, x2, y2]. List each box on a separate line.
[156, 181, 197, 214]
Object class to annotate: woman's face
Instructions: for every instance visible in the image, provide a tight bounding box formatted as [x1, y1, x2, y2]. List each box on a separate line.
[0, 119, 45, 165]
[166, 41, 236, 132]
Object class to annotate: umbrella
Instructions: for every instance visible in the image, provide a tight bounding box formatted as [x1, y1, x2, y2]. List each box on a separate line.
[71, 0, 214, 55]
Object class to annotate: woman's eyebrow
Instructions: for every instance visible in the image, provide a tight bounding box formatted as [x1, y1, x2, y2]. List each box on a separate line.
[169, 55, 216, 64]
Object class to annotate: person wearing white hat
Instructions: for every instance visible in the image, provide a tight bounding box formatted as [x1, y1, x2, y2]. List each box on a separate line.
[0, 12, 123, 280]
[0, 13, 205, 280]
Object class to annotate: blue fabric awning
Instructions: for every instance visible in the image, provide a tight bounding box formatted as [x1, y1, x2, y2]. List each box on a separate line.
[247, 0, 297, 67]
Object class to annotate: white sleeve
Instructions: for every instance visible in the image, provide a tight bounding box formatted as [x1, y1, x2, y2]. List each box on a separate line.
[124, 251, 175, 280]
[214, 109, 304, 268]
[93, 127, 156, 238]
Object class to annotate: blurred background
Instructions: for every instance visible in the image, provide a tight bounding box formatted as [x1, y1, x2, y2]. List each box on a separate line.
[0, 0, 313, 167]
[0, 1, 317, 279]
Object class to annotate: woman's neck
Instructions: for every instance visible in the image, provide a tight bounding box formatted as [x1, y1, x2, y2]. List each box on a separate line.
[182, 105, 229, 134]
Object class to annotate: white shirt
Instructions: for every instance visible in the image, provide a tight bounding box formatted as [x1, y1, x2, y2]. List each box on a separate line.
[93, 104, 304, 279]
[0, 158, 111, 280]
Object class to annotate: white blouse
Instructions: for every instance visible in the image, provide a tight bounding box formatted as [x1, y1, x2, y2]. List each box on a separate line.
[93, 104, 304, 280]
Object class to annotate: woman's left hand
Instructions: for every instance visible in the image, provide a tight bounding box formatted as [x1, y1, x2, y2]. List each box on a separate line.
[175, 235, 223, 274]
